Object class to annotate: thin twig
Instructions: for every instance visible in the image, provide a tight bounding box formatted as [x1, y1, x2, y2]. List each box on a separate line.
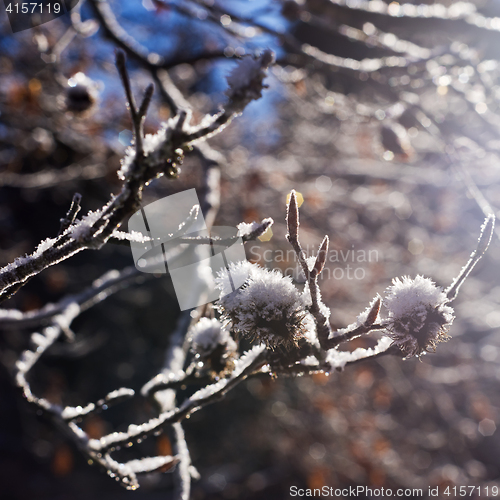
[446, 214, 495, 302]
[59, 193, 82, 236]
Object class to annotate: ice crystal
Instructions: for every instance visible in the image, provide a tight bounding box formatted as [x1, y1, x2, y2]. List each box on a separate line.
[70, 209, 104, 241]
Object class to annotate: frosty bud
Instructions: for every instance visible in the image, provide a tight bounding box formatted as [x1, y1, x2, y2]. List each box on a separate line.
[226, 50, 275, 112]
[313, 236, 329, 276]
[189, 318, 237, 378]
[286, 190, 299, 242]
[364, 296, 381, 327]
[65, 72, 99, 115]
[384, 275, 454, 358]
[216, 261, 312, 350]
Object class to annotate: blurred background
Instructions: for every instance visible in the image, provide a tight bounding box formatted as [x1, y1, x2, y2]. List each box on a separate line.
[1, 0, 500, 498]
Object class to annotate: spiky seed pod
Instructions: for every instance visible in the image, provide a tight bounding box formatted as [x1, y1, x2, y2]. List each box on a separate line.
[225, 50, 275, 112]
[189, 318, 237, 379]
[384, 275, 455, 358]
[65, 72, 99, 115]
[216, 261, 313, 350]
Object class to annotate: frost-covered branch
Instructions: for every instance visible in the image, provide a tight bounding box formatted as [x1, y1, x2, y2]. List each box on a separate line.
[0, 47, 273, 304]
[286, 190, 335, 349]
[0, 266, 147, 330]
[446, 214, 495, 301]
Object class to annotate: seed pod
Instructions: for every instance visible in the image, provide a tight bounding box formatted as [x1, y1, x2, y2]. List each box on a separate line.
[216, 261, 313, 350]
[189, 318, 237, 378]
[384, 275, 454, 358]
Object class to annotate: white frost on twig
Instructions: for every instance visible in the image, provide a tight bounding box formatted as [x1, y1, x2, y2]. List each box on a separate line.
[111, 230, 152, 243]
[182, 344, 265, 405]
[0, 236, 57, 275]
[117, 116, 180, 180]
[106, 387, 135, 401]
[62, 403, 95, 420]
[115, 455, 178, 475]
[326, 336, 392, 369]
[70, 208, 105, 241]
[237, 221, 261, 237]
[0, 308, 24, 320]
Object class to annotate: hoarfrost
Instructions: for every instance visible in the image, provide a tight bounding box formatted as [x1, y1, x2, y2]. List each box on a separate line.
[106, 387, 135, 401]
[216, 262, 311, 348]
[226, 50, 274, 96]
[62, 403, 95, 420]
[120, 455, 177, 474]
[111, 230, 152, 243]
[189, 317, 234, 354]
[237, 221, 261, 237]
[384, 275, 455, 358]
[301, 355, 320, 366]
[326, 336, 392, 369]
[182, 344, 265, 405]
[70, 209, 104, 241]
[384, 275, 447, 320]
[0, 236, 57, 275]
[0, 308, 24, 320]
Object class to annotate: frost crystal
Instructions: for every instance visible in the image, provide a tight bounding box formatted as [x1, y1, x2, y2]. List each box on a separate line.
[70, 209, 104, 241]
[111, 230, 152, 243]
[384, 275, 455, 358]
[237, 221, 261, 237]
[216, 262, 311, 349]
[117, 123, 168, 180]
[0, 236, 58, 277]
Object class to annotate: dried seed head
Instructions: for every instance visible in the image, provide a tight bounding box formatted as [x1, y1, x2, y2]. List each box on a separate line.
[189, 318, 237, 378]
[226, 50, 275, 112]
[216, 262, 312, 349]
[384, 275, 454, 358]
